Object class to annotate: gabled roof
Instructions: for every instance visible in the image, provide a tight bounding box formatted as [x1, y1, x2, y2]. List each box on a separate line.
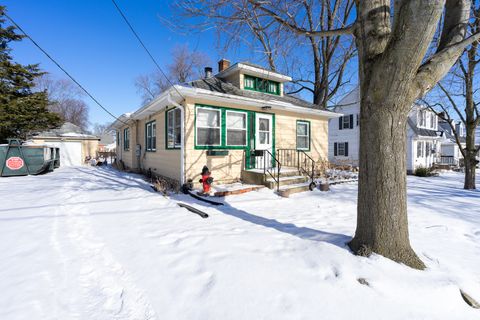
[33, 122, 99, 140]
[438, 121, 467, 143]
[110, 76, 340, 130]
[187, 77, 320, 109]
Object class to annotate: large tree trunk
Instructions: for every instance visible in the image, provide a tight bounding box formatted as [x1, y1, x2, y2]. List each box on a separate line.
[464, 155, 476, 189]
[464, 125, 477, 189]
[348, 84, 425, 269]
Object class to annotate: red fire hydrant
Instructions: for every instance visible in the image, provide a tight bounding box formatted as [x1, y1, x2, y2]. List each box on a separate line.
[199, 165, 214, 194]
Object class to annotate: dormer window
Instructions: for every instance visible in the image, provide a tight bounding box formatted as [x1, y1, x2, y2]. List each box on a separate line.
[244, 75, 279, 95]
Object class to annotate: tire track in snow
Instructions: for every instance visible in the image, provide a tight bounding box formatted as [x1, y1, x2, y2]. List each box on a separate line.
[51, 169, 157, 320]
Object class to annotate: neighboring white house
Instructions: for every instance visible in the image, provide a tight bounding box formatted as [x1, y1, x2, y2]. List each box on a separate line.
[437, 119, 466, 167]
[328, 87, 360, 166]
[329, 88, 442, 173]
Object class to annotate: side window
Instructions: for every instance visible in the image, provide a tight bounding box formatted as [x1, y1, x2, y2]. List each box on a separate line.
[196, 107, 221, 146]
[146, 121, 156, 151]
[339, 115, 354, 129]
[166, 108, 182, 149]
[334, 142, 349, 156]
[123, 128, 130, 151]
[296, 121, 310, 150]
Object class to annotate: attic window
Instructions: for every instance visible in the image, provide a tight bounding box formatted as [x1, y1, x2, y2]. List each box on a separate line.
[244, 75, 279, 95]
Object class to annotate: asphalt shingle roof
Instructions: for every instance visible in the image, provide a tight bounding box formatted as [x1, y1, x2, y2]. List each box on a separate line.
[438, 121, 467, 143]
[185, 77, 321, 109]
[407, 118, 439, 137]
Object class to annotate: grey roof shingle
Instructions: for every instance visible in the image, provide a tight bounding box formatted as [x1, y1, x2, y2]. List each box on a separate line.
[184, 77, 321, 109]
[407, 118, 439, 137]
[438, 121, 467, 143]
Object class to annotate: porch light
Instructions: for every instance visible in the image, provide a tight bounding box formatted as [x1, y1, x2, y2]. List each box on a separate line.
[261, 105, 272, 110]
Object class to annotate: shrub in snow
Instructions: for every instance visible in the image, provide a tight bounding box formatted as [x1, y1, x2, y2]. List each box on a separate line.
[414, 166, 437, 177]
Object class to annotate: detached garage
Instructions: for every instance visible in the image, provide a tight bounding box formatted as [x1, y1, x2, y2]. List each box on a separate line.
[30, 122, 100, 167]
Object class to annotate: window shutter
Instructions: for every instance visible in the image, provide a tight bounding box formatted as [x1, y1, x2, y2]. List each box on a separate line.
[334, 143, 338, 156]
[350, 114, 354, 129]
[339, 117, 343, 130]
[345, 142, 349, 156]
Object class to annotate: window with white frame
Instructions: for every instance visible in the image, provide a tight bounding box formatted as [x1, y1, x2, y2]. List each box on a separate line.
[226, 111, 247, 146]
[343, 115, 351, 129]
[339, 115, 353, 129]
[426, 141, 432, 157]
[123, 128, 130, 151]
[416, 141, 423, 158]
[429, 113, 435, 129]
[334, 142, 348, 156]
[196, 107, 221, 146]
[296, 121, 310, 150]
[419, 110, 427, 127]
[166, 108, 181, 149]
[146, 121, 156, 151]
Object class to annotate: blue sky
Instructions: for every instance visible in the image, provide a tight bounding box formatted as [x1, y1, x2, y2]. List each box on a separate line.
[4, 0, 252, 128]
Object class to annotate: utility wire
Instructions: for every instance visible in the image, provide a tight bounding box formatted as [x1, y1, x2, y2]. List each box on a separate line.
[111, 0, 185, 100]
[4, 13, 128, 125]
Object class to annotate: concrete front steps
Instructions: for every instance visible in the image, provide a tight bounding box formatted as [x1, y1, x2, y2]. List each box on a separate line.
[242, 167, 314, 197]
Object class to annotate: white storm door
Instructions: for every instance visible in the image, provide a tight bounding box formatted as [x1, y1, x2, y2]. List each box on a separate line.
[255, 113, 273, 169]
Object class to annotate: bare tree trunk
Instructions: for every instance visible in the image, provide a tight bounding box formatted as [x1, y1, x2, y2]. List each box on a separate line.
[349, 83, 425, 269]
[464, 155, 476, 189]
[464, 127, 477, 189]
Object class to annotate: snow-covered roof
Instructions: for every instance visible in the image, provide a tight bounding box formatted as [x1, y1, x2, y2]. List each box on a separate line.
[216, 62, 292, 82]
[110, 81, 340, 129]
[33, 122, 100, 140]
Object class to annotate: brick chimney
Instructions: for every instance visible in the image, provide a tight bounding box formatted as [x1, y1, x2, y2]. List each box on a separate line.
[218, 59, 231, 73]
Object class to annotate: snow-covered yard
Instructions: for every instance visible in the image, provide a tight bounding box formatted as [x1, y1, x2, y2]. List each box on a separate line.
[0, 167, 479, 320]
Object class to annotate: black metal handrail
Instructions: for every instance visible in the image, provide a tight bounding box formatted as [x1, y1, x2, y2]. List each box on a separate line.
[277, 148, 316, 182]
[264, 149, 281, 192]
[298, 150, 315, 182]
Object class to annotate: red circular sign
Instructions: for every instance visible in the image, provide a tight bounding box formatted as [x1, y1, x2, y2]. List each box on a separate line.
[6, 157, 24, 170]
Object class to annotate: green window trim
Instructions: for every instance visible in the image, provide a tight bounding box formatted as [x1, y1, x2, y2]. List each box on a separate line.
[165, 108, 181, 150]
[123, 128, 130, 151]
[225, 110, 248, 147]
[296, 120, 311, 151]
[194, 104, 257, 150]
[145, 120, 156, 152]
[243, 75, 280, 95]
[195, 106, 222, 147]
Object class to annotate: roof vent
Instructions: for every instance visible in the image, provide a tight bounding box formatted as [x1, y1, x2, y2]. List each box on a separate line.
[204, 67, 213, 78]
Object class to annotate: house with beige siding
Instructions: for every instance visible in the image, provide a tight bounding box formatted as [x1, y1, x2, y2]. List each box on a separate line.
[111, 60, 339, 196]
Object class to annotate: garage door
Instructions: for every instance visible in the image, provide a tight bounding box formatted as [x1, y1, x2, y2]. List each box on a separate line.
[47, 141, 83, 166]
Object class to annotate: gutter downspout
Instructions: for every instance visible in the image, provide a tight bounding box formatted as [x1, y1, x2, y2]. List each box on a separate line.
[167, 93, 185, 185]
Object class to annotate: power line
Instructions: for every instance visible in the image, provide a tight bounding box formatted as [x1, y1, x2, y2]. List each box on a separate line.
[111, 0, 185, 100]
[4, 13, 128, 125]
